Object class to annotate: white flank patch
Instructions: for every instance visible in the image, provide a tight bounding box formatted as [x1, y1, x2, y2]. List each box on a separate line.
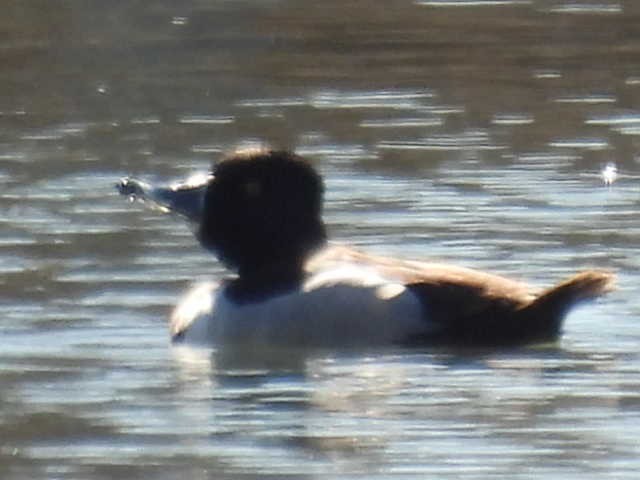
[171, 264, 434, 347]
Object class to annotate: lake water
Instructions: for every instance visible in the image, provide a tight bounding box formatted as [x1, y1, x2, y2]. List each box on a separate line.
[1, 1, 639, 478]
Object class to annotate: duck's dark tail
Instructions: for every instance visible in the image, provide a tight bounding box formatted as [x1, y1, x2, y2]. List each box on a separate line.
[514, 270, 615, 343]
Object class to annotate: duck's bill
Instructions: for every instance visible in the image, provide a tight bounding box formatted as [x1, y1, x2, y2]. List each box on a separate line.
[117, 173, 211, 223]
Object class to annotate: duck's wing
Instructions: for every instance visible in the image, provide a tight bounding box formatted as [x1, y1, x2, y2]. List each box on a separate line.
[308, 245, 614, 346]
[307, 244, 533, 317]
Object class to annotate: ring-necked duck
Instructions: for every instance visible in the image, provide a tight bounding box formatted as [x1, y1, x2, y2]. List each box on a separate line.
[118, 149, 614, 347]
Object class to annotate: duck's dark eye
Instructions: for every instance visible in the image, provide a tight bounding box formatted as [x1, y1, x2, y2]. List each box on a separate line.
[243, 180, 262, 197]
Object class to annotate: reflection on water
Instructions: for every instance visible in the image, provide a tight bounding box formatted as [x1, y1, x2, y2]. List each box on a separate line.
[1, 0, 640, 478]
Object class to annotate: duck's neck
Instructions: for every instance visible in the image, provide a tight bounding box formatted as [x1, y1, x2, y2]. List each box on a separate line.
[226, 259, 306, 303]
[227, 239, 327, 303]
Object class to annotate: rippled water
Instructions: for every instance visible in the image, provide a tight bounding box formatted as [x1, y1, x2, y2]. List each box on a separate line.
[1, 1, 639, 478]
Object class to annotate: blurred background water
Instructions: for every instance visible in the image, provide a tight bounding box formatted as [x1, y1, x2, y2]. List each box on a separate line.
[1, 1, 639, 478]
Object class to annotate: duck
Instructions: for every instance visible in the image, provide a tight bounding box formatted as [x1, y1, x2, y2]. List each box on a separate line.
[118, 148, 614, 348]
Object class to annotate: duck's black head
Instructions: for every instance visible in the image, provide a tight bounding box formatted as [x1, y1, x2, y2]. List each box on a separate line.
[197, 149, 327, 279]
